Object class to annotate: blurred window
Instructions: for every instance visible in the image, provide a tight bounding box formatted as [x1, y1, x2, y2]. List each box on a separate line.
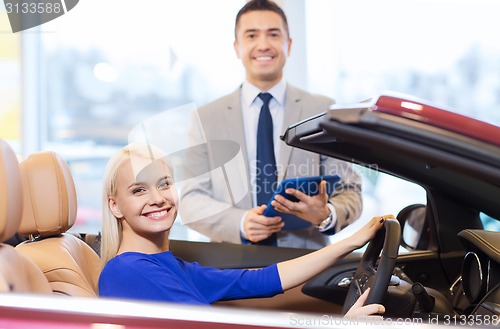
[0, 8, 21, 151]
[35, 0, 245, 238]
[305, 0, 500, 126]
[481, 213, 500, 232]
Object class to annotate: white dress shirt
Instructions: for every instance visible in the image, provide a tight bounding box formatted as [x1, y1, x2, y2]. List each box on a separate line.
[238, 80, 337, 238]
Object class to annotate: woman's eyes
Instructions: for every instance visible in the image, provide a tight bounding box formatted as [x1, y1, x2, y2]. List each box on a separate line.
[130, 179, 171, 194]
[158, 179, 171, 190]
[132, 187, 146, 195]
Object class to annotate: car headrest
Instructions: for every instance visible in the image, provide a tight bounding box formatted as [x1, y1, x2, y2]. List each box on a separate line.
[18, 151, 77, 237]
[0, 139, 23, 242]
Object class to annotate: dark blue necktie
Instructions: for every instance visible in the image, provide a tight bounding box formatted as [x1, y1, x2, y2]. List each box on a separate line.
[256, 92, 277, 246]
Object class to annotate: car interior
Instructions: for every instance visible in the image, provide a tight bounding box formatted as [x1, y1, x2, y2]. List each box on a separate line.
[0, 93, 499, 323]
[15, 150, 101, 297]
[0, 139, 53, 294]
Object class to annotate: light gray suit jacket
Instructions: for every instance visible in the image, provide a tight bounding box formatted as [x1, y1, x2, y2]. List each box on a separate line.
[180, 84, 362, 249]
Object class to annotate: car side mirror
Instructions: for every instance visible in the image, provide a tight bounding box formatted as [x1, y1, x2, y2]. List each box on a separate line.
[397, 204, 429, 250]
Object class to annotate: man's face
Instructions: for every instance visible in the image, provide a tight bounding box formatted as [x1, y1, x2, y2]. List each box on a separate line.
[234, 10, 292, 90]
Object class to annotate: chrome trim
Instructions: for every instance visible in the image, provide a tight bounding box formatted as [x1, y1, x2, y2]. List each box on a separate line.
[486, 259, 491, 291]
[449, 276, 462, 296]
[337, 276, 352, 287]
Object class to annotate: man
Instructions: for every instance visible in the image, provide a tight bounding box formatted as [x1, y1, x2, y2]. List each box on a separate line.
[180, 0, 362, 249]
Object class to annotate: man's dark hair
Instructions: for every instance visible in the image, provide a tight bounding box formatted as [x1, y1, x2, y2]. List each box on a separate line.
[235, 0, 289, 38]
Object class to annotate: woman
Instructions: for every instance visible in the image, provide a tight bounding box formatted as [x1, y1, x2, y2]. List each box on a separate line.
[98, 143, 389, 318]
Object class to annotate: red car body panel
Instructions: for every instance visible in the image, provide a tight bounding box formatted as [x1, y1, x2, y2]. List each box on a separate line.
[373, 94, 500, 147]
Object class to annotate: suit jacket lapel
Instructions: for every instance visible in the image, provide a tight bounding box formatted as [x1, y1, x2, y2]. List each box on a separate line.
[223, 86, 253, 207]
[224, 87, 247, 156]
[278, 84, 303, 181]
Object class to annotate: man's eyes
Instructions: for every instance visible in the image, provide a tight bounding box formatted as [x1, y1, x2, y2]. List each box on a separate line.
[245, 32, 281, 39]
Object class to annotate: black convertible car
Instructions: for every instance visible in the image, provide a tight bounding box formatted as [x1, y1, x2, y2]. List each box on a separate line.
[0, 93, 498, 328]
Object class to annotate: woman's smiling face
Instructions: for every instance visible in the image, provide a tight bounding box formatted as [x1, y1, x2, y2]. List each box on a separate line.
[108, 155, 178, 239]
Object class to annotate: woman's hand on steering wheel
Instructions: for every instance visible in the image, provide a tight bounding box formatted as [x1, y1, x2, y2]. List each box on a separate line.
[342, 216, 401, 315]
[344, 288, 385, 319]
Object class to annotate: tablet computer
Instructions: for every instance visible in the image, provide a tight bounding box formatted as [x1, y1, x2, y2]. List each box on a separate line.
[263, 175, 341, 230]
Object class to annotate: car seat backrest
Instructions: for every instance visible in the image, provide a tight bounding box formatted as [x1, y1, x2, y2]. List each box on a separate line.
[15, 151, 102, 296]
[0, 139, 52, 293]
[0, 140, 23, 243]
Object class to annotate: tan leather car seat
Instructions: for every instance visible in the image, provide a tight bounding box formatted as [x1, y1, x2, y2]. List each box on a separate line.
[0, 139, 52, 293]
[15, 151, 102, 296]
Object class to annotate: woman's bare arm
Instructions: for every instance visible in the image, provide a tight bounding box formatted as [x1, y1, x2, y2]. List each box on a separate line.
[276, 215, 392, 290]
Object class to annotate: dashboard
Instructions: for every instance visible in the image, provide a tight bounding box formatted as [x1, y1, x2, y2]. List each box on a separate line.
[457, 229, 500, 316]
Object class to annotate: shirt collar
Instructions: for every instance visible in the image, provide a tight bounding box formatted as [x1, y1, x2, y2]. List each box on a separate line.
[242, 79, 287, 107]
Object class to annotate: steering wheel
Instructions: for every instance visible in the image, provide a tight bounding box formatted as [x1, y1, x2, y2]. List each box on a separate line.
[342, 218, 401, 314]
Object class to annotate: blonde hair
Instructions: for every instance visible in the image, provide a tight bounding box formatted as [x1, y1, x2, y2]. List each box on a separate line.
[100, 143, 170, 265]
